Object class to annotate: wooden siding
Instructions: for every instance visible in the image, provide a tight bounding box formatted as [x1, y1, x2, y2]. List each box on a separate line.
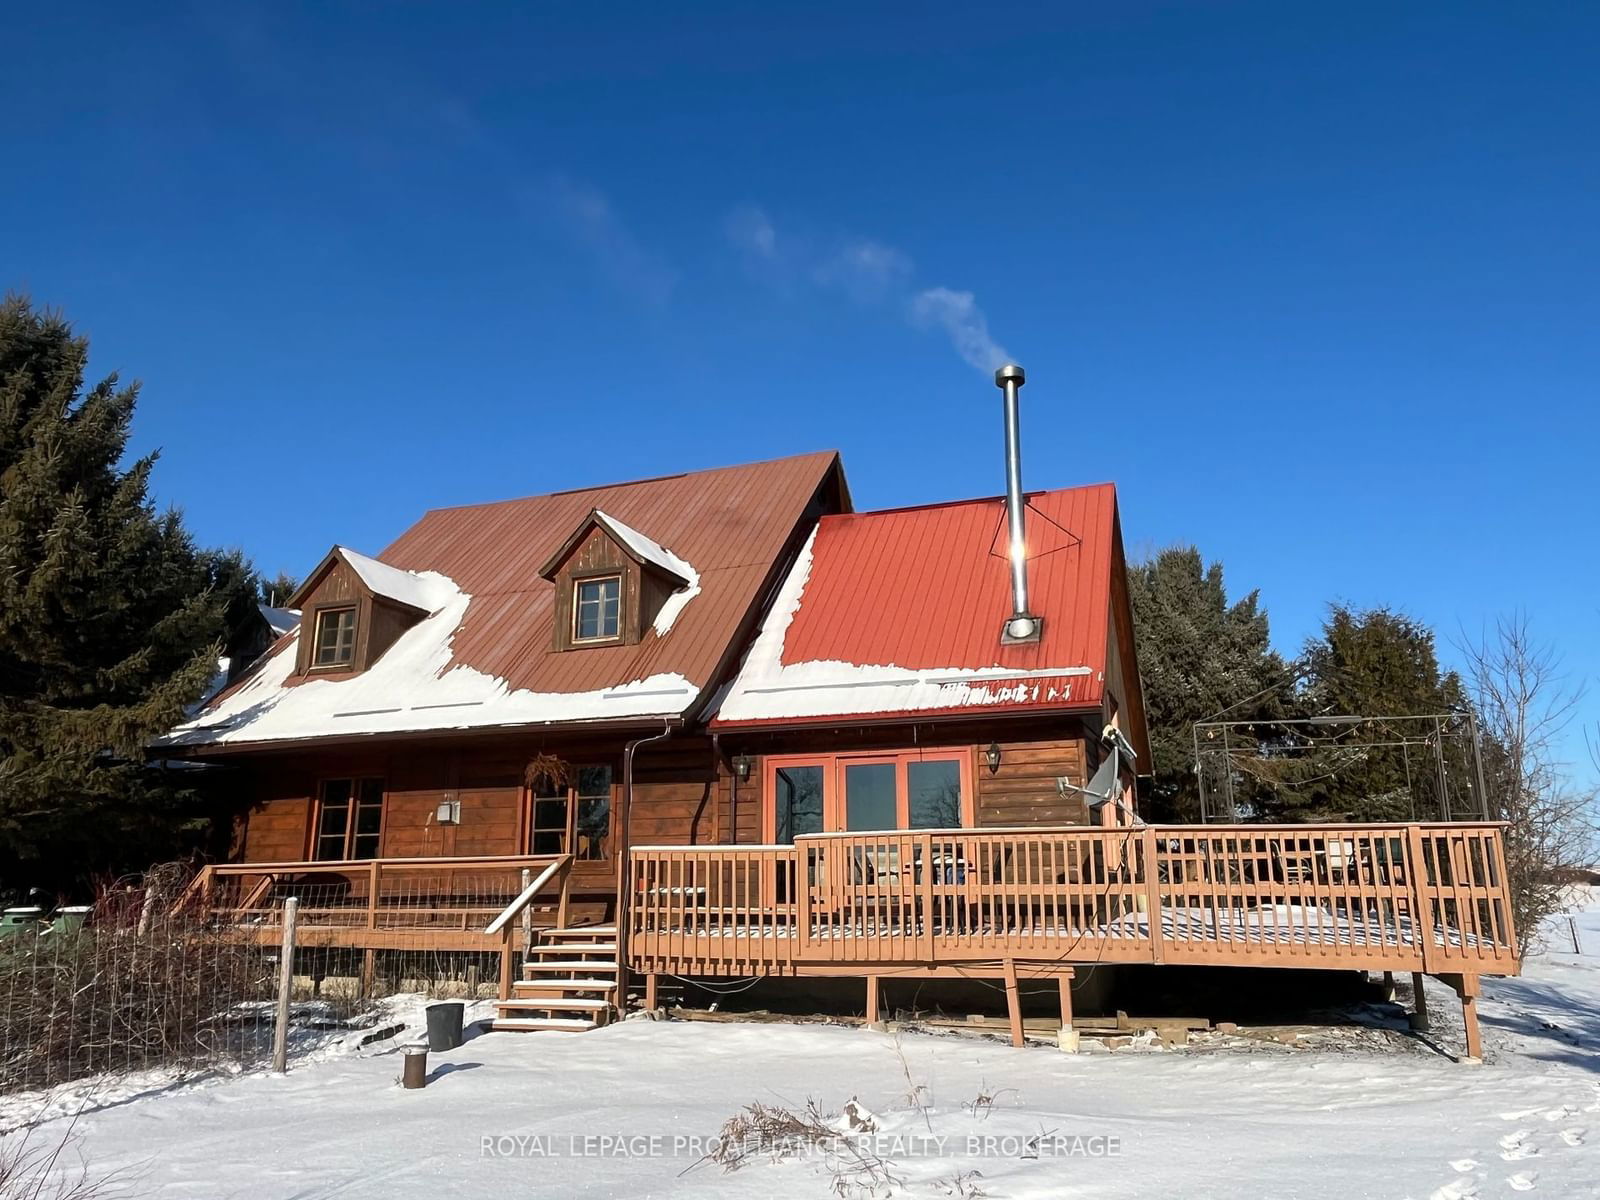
[233, 735, 721, 890]
[975, 738, 1088, 827]
[232, 720, 1100, 890]
[242, 794, 311, 861]
[631, 736, 720, 845]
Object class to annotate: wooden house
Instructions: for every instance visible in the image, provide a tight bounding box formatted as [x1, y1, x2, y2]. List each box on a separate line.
[166, 373, 1518, 1057]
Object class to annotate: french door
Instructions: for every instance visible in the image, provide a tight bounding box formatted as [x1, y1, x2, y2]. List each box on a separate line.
[763, 750, 975, 914]
[764, 750, 975, 840]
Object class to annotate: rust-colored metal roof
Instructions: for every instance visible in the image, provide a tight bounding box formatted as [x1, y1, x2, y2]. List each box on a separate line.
[714, 483, 1124, 727]
[377, 451, 842, 701]
[167, 452, 844, 752]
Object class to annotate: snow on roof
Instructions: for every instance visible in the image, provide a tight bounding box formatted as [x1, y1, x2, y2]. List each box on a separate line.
[592, 511, 693, 586]
[338, 546, 455, 613]
[258, 605, 300, 637]
[161, 572, 697, 749]
[589, 511, 701, 635]
[713, 527, 1095, 726]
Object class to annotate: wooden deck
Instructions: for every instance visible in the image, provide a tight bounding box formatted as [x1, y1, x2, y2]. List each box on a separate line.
[186, 854, 573, 950]
[190, 822, 1519, 1056]
[625, 823, 1520, 979]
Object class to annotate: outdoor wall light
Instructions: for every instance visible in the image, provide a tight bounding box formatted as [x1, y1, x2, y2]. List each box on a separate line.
[984, 742, 1003, 775]
[733, 755, 755, 782]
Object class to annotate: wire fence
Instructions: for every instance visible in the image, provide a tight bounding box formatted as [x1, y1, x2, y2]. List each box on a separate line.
[0, 897, 282, 1094]
[0, 862, 542, 1097]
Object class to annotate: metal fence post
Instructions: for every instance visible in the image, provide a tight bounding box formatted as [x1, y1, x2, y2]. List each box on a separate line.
[273, 896, 299, 1073]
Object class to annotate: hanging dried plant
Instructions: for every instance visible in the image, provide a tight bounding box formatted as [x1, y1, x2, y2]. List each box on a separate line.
[524, 753, 571, 790]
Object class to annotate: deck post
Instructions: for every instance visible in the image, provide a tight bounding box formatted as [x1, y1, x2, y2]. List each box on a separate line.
[359, 948, 376, 999]
[643, 972, 659, 1014]
[1409, 971, 1431, 1031]
[1404, 825, 1439, 972]
[555, 863, 571, 931]
[498, 926, 515, 1001]
[865, 974, 883, 1030]
[1458, 974, 1483, 1063]
[520, 869, 533, 954]
[1380, 970, 1395, 1002]
[1002, 959, 1024, 1048]
[795, 844, 813, 959]
[1056, 970, 1079, 1053]
[1140, 827, 1166, 963]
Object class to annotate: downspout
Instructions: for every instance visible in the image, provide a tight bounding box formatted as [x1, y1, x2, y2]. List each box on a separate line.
[614, 720, 674, 1007]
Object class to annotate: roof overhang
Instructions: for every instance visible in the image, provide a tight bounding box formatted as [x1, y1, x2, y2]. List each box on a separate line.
[157, 714, 690, 759]
[711, 695, 1104, 733]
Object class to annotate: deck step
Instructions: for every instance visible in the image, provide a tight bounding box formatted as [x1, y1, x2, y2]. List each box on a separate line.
[529, 942, 617, 954]
[540, 925, 616, 939]
[491, 1017, 597, 1032]
[514, 978, 616, 992]
[523, 959, 617, 974]
[497, 996, 611, 1012]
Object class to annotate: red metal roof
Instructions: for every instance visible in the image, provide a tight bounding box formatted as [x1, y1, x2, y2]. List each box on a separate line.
[714, 483, 1124, 727]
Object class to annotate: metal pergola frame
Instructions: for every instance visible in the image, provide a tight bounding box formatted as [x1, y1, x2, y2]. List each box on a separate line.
[1192, 712, 1491, 824]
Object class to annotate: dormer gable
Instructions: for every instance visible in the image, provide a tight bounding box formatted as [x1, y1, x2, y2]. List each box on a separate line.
[537, 510, 699, 651]
[286, 546, 444, 678]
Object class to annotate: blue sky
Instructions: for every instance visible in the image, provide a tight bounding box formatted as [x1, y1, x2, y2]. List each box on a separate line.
[5, 3, 1597, 778]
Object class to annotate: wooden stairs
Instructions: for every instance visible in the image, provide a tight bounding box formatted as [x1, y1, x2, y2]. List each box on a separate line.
[493, 925, 619, 1033]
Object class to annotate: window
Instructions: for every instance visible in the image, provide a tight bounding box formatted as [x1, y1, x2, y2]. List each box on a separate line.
[843, 761, 898, 831]
[573, 576, 621, 642]
[573, 766, 612, 861]
[530, 776, 568, 856]
[774, 765, 825, 844]
[528, 764, 615, 860]
[313, 607, 357, 667]
[763, 752, 973, 839]
[908, 760, 963, 829]
[314, 778, 384, 860]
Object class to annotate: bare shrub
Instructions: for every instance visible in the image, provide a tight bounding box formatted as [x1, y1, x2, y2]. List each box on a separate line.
[1459, 616, 1598, 938]
[695, 1099, 904, 1198]
[962, 1082, 1016, 1121]
[933, 1171, 987, 1199]
[0, 1115, 128, 1200]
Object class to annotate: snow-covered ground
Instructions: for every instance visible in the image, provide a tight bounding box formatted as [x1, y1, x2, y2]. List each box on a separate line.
[9, 903, 1600, 1200]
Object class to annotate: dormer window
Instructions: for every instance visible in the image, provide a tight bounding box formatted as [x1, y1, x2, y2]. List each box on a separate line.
[286, 547, 438, 679]
[539, 509, 698, 653]
[573, 576, 622, 643]
[313, 607, 358, 667]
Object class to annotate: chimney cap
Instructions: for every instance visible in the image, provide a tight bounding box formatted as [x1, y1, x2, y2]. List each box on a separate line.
[994, 362, 1026, 387]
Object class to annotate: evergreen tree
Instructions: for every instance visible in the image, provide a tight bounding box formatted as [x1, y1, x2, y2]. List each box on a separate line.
[0, 297, 250, 890]
[1257, 606, 1472, 822]
[256, 571, 299, 609]
[1127, 546, 1290, 821]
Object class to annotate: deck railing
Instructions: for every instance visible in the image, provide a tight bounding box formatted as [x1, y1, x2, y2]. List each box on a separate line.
[188, 854, 571, 950]
[626, 823, 1519, 977]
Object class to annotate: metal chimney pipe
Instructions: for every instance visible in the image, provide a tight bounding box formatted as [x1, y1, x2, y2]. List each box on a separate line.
[995, 363, 1041, 644]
